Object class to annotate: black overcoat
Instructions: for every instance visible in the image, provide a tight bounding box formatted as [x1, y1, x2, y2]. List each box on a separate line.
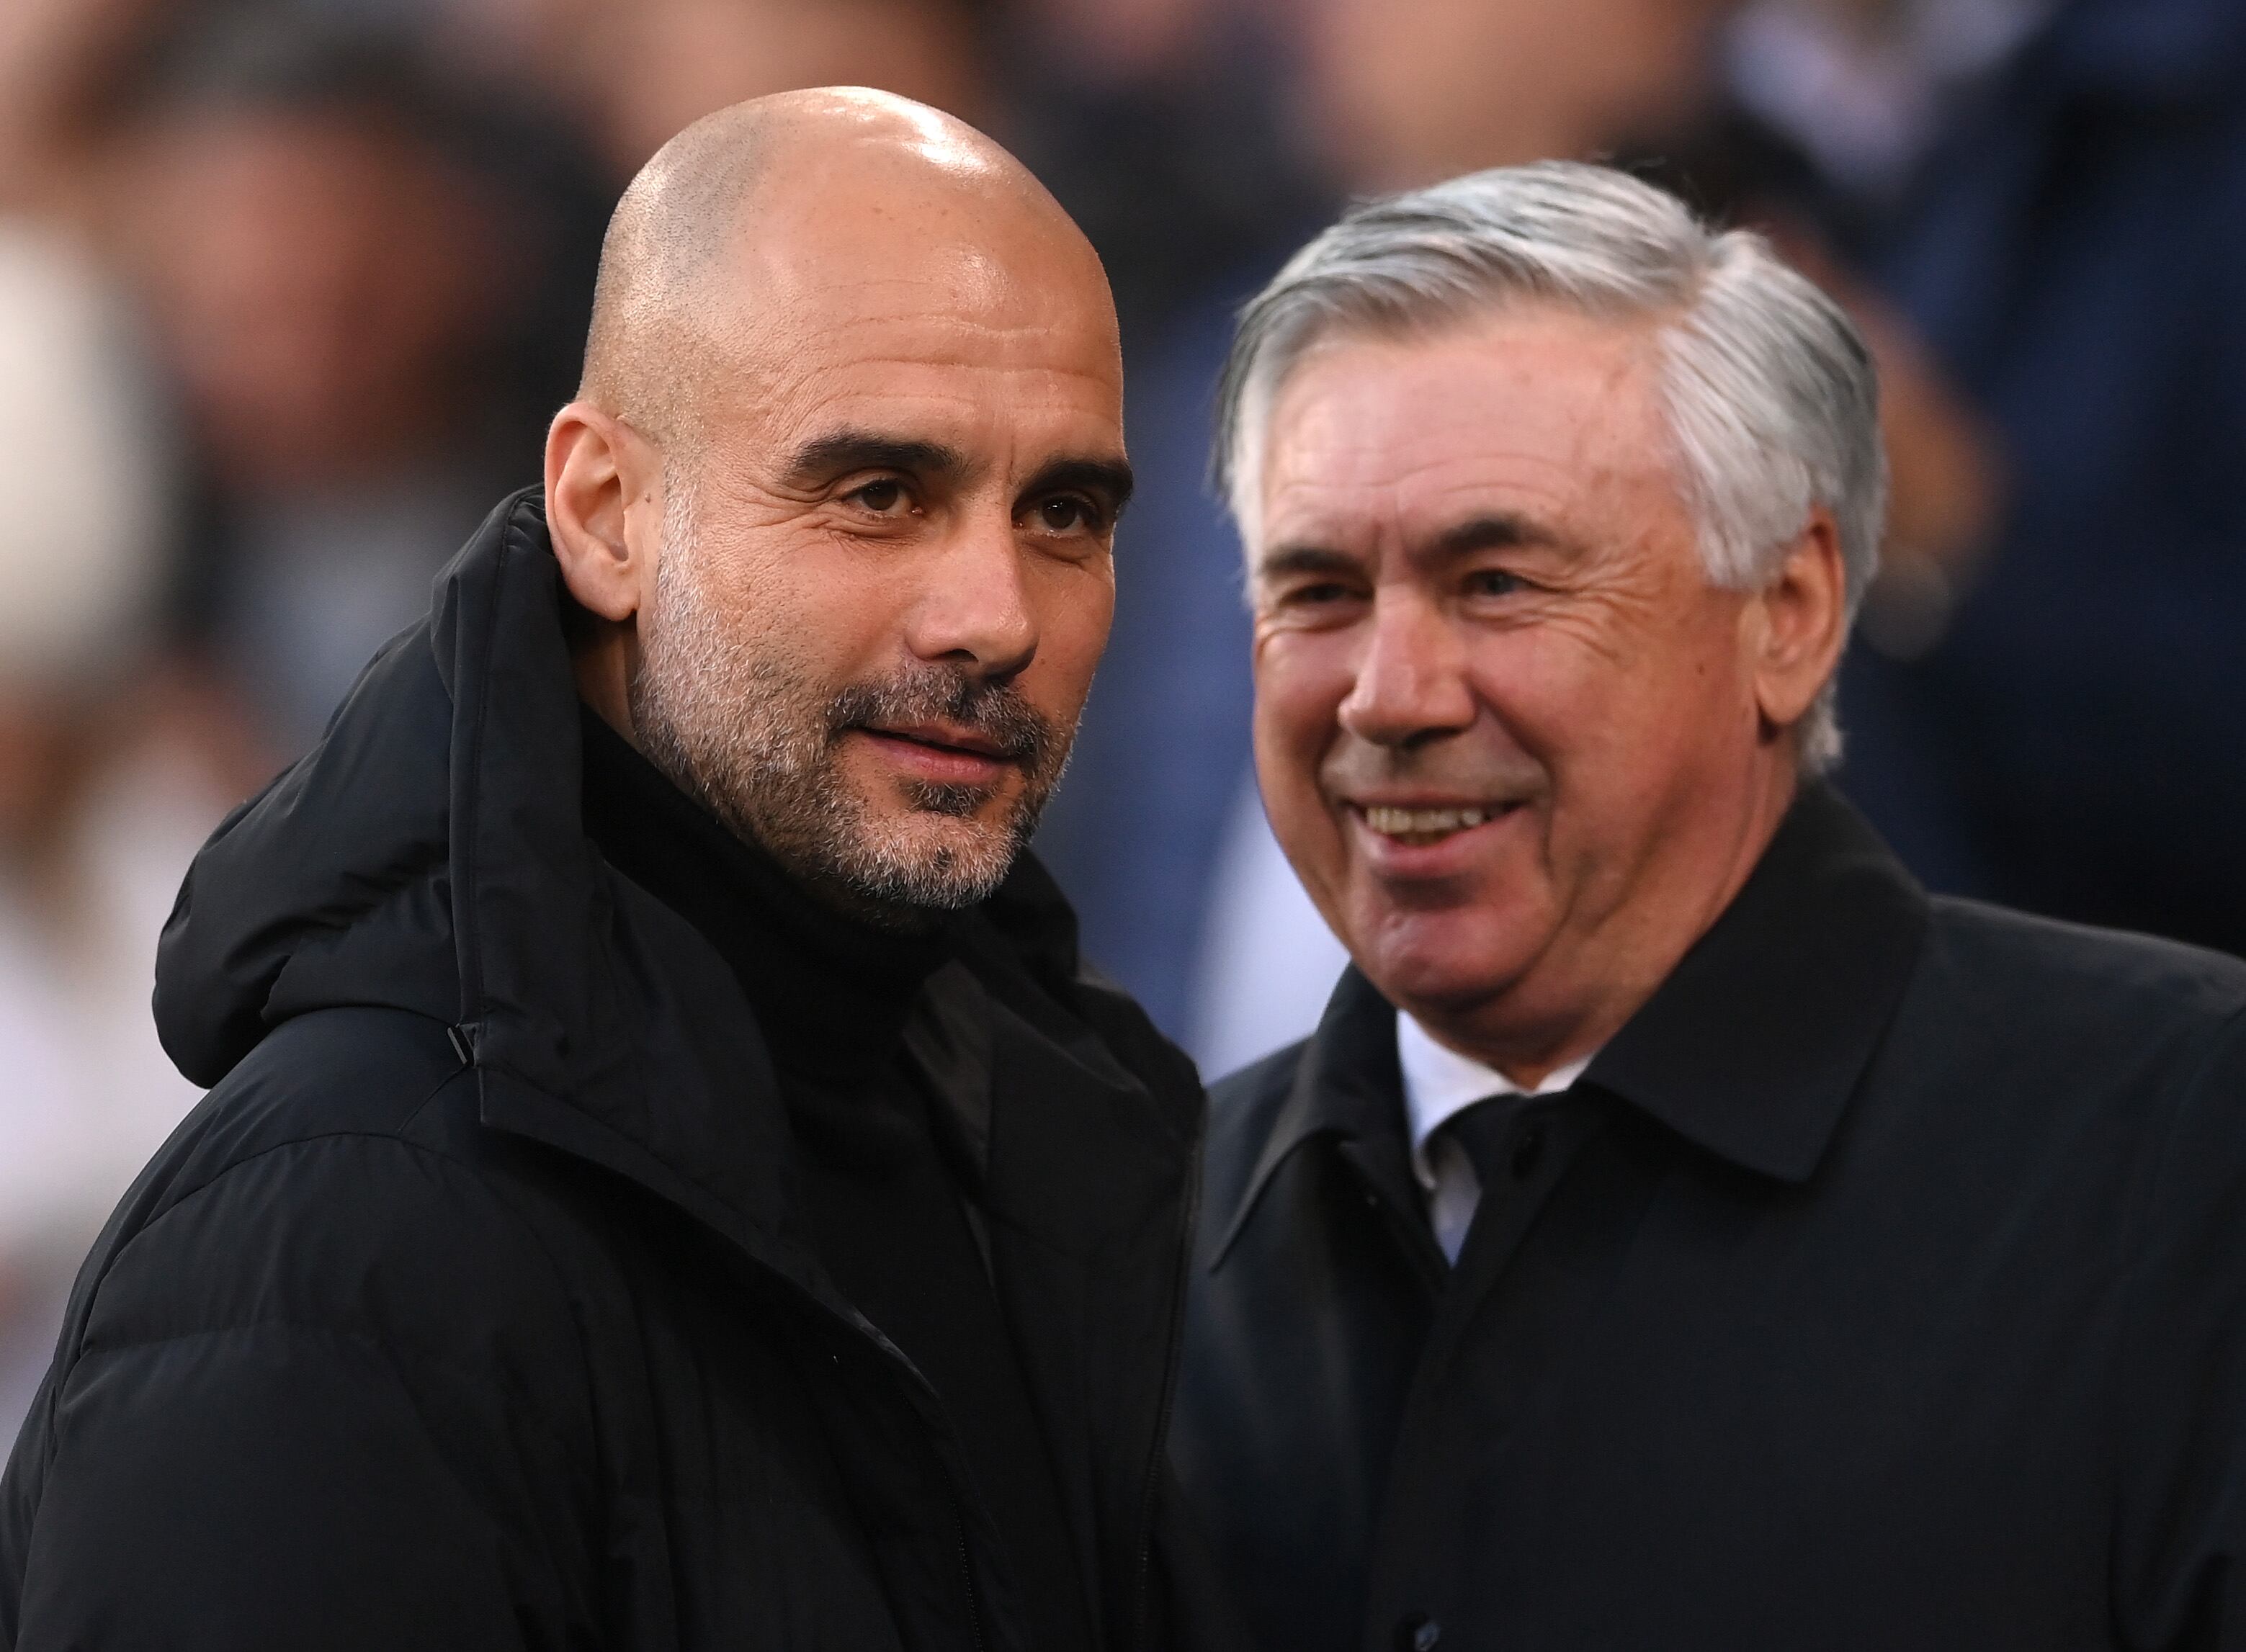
[1175, 784, 2246, 1652]
[0, 492, 1217, 1652]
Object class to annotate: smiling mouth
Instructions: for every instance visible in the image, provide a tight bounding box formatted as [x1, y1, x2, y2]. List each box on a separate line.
[1356, 802, 1516, 846]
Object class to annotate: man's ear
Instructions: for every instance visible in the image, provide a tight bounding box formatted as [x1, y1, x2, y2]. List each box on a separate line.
[544, 400, 664, 624]
[1748, 506, 1849, 739]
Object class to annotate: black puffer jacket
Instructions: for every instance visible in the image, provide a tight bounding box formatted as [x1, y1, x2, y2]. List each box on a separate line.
[0, 491, 1218, 1652]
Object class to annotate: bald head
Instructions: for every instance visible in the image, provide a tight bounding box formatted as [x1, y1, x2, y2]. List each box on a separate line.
[545, 86, 1125, 924]
[580, 87, 1107, 449]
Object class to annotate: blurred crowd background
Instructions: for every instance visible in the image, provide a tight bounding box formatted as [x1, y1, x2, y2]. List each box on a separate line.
[3, 0, 2242, 1441]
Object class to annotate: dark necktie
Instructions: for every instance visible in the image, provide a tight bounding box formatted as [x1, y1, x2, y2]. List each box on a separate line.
[1439, 1092, 1537, 1193]
[1431, 1092, 1555, 1263]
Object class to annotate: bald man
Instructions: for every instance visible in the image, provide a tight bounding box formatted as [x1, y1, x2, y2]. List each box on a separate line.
[0, 91, 1227, 1652]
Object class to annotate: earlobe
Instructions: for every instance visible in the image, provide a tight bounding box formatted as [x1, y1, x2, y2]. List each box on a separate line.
[544, 401, 652, 624]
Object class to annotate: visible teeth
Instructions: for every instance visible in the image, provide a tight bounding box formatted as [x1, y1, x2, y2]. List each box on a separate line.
[1364, 804, 1493, 838]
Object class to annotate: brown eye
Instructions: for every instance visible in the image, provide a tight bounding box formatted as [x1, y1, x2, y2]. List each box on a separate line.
[854, 479, 905, 512]
[1039, 496, 1094, 533]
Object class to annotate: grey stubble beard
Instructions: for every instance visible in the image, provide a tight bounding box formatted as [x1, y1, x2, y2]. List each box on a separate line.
[625, 472, 1071, 926]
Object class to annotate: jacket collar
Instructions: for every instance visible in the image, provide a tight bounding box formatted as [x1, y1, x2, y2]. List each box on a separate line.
[1212, 780, 1928, 1258]
[436, 494, 1194, 1260]
[1209, 965, 1411, 1267]
[411, 493, 805, 1275]
[1583, 780, 1928, 1183]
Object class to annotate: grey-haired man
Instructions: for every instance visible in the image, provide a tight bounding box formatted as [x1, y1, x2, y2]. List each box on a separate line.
[1173, 162, 2246, 1652]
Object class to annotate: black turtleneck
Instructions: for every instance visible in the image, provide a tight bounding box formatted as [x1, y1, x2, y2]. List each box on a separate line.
[579, 712, 1094, 1652]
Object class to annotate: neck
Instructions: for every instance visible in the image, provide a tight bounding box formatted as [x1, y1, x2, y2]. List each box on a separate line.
[568, 611, 637, 747]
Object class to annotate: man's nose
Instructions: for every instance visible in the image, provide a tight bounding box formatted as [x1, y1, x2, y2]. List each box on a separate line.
[902, 509, 1039, 681]
[1335, 588, 1475, 748]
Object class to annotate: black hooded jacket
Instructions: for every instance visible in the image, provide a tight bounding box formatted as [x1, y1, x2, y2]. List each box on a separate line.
[0, 490, 1215, 1652]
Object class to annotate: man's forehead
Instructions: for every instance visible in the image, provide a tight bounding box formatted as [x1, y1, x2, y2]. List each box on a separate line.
[691, 353, 1127, 490]
[710, 140, 1101, 309]
[692, 210, 1117, 398]
[715, 322, 1124, 434]
[663, 256, 1120, 476]
[1265, 311, 1662, 470]
[1254, 312, 1675, 546]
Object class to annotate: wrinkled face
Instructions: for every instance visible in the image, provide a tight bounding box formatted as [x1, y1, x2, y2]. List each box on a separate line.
[1248, 308, 1774, 1031]
[629, 179, 1127, 922]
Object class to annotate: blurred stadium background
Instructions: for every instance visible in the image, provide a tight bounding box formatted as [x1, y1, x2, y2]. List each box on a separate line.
[3, 0, 2242, 1439]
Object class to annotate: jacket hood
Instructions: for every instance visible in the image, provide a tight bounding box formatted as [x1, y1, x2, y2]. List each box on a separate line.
[160, 490, 584, 1086]
[156, 513, 486, 1089]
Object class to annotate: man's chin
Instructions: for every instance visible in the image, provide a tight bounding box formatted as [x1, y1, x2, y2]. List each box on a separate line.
[1348, 898, 1544, 1022]
[802, 804, 1029, 920]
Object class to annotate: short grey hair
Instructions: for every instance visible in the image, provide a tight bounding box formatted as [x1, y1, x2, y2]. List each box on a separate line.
[1214, 160, 1886, 772]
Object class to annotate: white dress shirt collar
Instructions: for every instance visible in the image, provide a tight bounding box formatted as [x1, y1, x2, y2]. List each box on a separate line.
[1395, 1011, 1596, 1192]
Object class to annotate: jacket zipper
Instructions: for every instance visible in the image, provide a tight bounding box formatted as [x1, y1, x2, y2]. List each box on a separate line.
[752, 1269, 1001, 1652]
[861, 1319, 994, 1652]
[834, 1306, 994, 1652]
[952, 1500, 988, 1652]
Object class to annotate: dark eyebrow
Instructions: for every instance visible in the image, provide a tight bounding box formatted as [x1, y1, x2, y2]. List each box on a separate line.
[782, 429, 971, 489]
[1020, 455, 1136, 519]
[1254, 544, 1361, 582]
[1253, 515, 1572, 583]
[1429, 513, 1569, 558]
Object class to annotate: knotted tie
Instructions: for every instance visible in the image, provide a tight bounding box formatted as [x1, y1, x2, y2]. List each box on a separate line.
[1428, 1093, 1553, 1264]
[1438, 1093, 1541, 1191]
